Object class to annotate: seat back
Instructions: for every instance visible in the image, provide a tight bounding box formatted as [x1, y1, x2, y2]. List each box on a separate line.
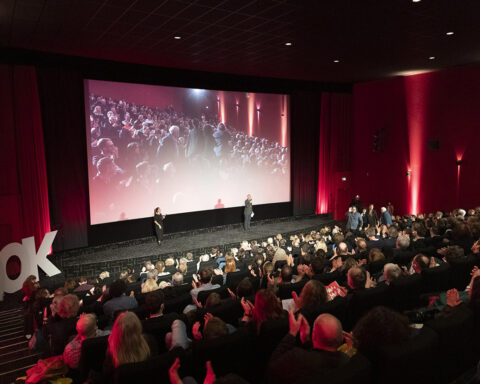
[225, 270, 251, 290]
[277, 280, 306, 300]
[300, 296, 348, 327]
[421, 264, 451, 293]
[190, 328, 256, 382]
[208, 298, 244, 326]
[425, 306, 476, 383]
[113, 347, 185, 384]
[389, 274, 423, 311]
[449, 256, 476, 290]
[164, 293, 192, 314]
[345, 286, 390, 331]
[374, 327, 440, 384]
[78, 335, 109, 381]
[197, 286, 229, 305]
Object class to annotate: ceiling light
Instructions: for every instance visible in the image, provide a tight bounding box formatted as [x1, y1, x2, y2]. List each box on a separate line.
[429, 56, 435, 60]
[446, 31, 454, 36]
[333, 59, 340, 63]
[174, 36, 182, 40]
[285, 42, 292, 46]
[412, 0, 421, 2]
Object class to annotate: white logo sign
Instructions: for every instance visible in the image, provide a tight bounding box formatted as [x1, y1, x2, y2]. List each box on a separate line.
[0, 231, 61, 300]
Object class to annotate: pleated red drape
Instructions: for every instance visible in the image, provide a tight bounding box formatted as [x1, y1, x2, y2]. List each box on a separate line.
[0, 65, 51, 250]
[316, 93, 352, 220]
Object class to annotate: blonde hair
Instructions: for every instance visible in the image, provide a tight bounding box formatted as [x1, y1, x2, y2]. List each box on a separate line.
[108, 312, 150, 367]
[76, 313, 97, 339]
[165, 258, 175, 267]
[225, 257, 237, 274]
[58, 294, 80, 319]
[141, 278, 159, 293]
[155, 261, 165, 273]
[315, 240, 327, 253]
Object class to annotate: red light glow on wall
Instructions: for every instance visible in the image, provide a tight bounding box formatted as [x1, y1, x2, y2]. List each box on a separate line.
[405, 75, 431, 215]
[217, 91, 225, 124]
[248, 93, 255, 136]
[281, 95, 288, 147]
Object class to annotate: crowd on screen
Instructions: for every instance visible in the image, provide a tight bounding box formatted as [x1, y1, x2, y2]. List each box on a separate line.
[20, 206, 480, 383]
[88, 94, 289, 192]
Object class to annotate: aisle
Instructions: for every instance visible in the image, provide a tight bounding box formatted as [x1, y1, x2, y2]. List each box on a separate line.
[0, 307, 40, 384]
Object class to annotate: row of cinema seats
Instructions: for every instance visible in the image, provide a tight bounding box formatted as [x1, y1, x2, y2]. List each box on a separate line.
[73, 253, 480, 384]
[77, 305, 477, 384]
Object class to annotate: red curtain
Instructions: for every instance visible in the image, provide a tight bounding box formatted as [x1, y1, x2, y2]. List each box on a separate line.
[316, 93, 353, 220]
[0, 65, 51, 249]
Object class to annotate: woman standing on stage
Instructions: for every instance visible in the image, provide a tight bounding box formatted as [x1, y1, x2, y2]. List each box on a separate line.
[154, 207, 166, 245]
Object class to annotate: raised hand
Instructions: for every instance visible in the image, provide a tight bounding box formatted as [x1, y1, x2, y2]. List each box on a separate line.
[291, 291, 300, 308]
[204, 361, 216, 384]
[299, 314, 310, 344]
[192, 322, 202, 340]
[227, 288, 237, 299]
[288, 310, 302, 337]
[193, 297, 203, 308]
[204, 312, 214, 327]
[267, 273, 275, 286]
[446, 288, 462, 307]
[168, 357, 183, 384]
[241, 297, 254, 316]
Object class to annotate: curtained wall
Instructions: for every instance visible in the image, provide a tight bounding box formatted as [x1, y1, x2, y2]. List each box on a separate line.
[316, 93, 353, 220]
[1, 49, 351, 251]
[0, 65, 51, 249]
[37, 68, 89, 250]
[290, 91, 322, 216]
[352, 63, 480, 215]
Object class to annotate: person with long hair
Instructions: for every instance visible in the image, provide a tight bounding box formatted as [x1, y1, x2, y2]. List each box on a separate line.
[106, 311, 150, 368]
[241, 289, 286, 334]
[293, 280, 328, 313]
[154, 207, 166, 245]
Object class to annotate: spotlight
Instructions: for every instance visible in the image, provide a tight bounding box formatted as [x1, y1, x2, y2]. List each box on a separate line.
[174, 36, 182, 40]
[285, 42, 292, 46]
[341, 177, 347, 181]
[333, 59, 340, 63]
[406, 170, 412, 176]
[456, 160, 463, 166]
[192, 89, 205, 95]
[429, 56, 435, 60]
[446, 31, 454, 36]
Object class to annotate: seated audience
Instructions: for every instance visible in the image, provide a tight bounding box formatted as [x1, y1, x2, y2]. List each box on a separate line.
[268, 312, 349, 384]
[105, 311, 150, 370]
[63, 313, 98, 369]
[103, 280, 138, 322]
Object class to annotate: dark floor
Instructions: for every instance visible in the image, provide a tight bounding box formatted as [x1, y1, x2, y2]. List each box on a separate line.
[47, 215, 335, 278]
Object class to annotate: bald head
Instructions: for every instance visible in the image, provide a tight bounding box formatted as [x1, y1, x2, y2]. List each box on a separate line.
[312, 314, 343, 351]
[337, 242, 348, 255]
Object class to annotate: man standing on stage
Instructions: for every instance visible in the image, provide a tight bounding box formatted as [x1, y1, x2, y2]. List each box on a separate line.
[244, 194, 253, 230]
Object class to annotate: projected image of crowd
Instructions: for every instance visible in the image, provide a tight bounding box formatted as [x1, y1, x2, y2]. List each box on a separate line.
[87, 94, 289, 222]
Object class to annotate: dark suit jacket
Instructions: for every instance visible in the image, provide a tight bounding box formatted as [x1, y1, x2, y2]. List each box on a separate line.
[268, 334, 350, 384]
[244, 199, 253, 214]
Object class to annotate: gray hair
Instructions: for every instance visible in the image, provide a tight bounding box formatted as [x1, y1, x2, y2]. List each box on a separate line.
[396, 235, 410, 249]
[172, 272, 184, 286]
[169, 125, 179, 135]
[383, 263, 401, 283]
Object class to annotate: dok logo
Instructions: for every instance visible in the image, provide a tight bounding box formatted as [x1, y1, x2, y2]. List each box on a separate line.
[0, 231, 61, 300]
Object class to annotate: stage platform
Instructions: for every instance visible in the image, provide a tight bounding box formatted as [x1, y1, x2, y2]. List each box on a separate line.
[48, 214, 334, 279]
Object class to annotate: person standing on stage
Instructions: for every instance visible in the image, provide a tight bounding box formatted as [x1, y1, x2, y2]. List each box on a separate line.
[346, 206, 363, 234]
[154, 207, 166, 245]
[244, 194, 253, 230]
